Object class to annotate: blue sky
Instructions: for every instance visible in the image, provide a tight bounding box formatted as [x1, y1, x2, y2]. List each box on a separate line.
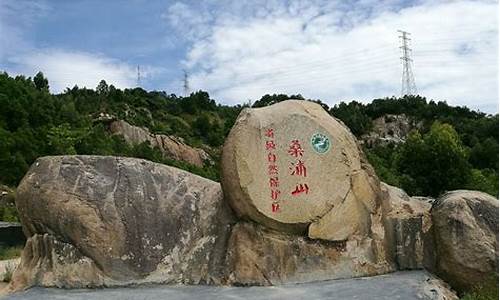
[0, 0, 498, 113]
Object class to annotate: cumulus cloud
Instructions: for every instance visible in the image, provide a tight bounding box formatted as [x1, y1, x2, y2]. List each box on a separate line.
[0, 0, 156, 93]
[167, 0, 498, 113]
[9, 50, 141, 92]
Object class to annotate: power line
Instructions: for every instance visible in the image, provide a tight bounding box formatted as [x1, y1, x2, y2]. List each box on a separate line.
[398, 30, 417, 97]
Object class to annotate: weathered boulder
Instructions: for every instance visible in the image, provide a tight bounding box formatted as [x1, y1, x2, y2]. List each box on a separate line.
[109, 120, 212, 167]
[221, 100, 395, 283]
[225, 222, 393, 285]
[432, 190, 498, 292]
[382, 183, 435, 270]
[221, 100, 389, 245]
[8, 155, 234, 291]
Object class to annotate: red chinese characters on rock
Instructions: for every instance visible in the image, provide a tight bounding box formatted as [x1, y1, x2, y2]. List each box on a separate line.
[288, 139, 310, 197]
[291, 183, 309, 195]
[288, 139, 304, 157]
[264, 128, 281, 213]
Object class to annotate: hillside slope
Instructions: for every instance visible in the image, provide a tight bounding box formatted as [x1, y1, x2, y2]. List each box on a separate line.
[0, 72, 497, 212]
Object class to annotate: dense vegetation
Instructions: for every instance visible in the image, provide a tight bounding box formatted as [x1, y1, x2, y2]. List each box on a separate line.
[0, 72, 497, 203]
[0, 72, 244, 186]
[329, 97, 498, 197]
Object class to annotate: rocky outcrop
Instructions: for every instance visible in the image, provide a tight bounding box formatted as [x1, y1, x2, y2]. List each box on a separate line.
[382, 183, 435, 271]
[432, 190, 499, 292]
[221, 100, 395, 280]
[225, 222, 393, 286]
[361, 114, 421, 147]
[7, 100, 497, 296]
[8, 156, 235, 292]
[108, 120, 212, 167]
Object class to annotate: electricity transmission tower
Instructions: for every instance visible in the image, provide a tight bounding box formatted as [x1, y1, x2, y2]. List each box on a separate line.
[183, 69, 190, 96]
[398, 30, 417, 97]
[136, 65, 141, 87]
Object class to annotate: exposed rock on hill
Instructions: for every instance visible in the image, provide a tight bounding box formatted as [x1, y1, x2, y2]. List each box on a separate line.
[361, 114, 421, 147]
[9, 156, 234, 292]
[432, 190, 499, 292]
[108, 120, 212, 167]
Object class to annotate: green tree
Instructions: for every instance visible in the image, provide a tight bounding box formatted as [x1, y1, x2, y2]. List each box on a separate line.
[47, 123, 80, 155]
[466, 169, 499, 198]
[252, 93, 304, 108]
[96, 80, 109, 95]
[396, 122, 471, 197]
[470, 138, 498, 170]
[33, 71, 49, 91]
[330, 101, 372, 136]
[193, 113, 211, 138]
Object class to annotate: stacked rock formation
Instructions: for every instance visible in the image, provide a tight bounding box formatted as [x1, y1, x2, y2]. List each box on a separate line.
[221, 100, 394, 284]
[5, 100, 498, 298]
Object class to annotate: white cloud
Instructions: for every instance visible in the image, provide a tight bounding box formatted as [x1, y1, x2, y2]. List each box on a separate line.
[0, 0, 158, 93]
[168, 0, 498, 113]
[9, 50, 140, 92]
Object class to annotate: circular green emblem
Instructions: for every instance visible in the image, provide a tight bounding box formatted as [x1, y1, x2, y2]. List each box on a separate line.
[311, 133, 330, 154]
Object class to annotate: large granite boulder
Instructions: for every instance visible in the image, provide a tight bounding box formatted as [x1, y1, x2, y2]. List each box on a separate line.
[8, 156, 235, 291]
[221, 101, 388, 241]
[432, 190, 498, 292]
[221, 100, 395, 281]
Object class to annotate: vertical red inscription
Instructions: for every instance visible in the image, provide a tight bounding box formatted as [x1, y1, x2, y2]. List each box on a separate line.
[288, 139, 310, 197]
[264, 128, 280, 213]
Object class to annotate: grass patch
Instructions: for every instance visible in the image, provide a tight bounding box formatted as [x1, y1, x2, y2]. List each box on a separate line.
[461, 274, 499, 300]
[0, 246, 22, 260]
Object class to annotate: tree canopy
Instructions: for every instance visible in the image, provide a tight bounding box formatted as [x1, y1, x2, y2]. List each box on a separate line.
[0, 72, 497, 199]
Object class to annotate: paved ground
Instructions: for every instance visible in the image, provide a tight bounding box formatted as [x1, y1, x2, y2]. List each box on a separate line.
[3, 271, 454, 300]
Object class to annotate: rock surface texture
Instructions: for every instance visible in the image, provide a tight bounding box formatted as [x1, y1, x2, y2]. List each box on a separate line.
[3, 271, 457, 300]
[432, 190, 499, 292]
[221, 100, 395, 280]
[8, 156, 234, 292]
[109, 120, 212, 167]
[225, 222, 392, 286]
[382, 183, 435, 271]
[360, 114, 421, 147]
[222, 101, 386, 236]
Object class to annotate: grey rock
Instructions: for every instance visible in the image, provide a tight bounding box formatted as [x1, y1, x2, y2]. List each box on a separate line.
[361, 114, 422, 147]
[108, 120, 212, 167]
[432, 190, 498, 292]
[3, 271, 457, 300]
[225, 222, 394, 286]
[9, 156, 235, 292]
